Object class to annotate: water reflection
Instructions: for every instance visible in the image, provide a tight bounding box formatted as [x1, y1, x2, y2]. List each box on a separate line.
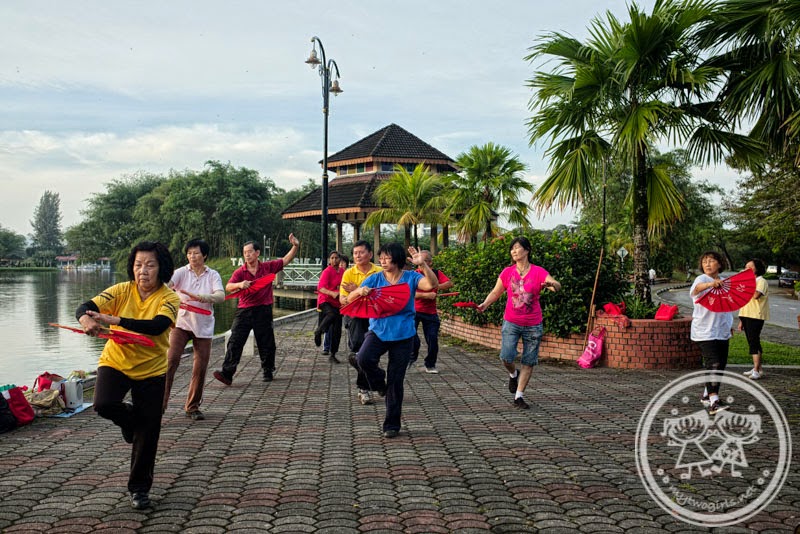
[34, 271, 60, 347]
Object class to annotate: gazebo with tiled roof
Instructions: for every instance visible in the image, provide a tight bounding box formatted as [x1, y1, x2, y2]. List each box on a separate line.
[282, 123, 457, 254]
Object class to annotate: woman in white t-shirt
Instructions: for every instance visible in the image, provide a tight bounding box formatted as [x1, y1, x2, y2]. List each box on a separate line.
[738, 259, 769, 380]
[690, 251, 733, 416]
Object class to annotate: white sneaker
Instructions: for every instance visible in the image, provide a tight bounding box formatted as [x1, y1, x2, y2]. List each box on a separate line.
[425, 367, 439, 374]
[358, 390, 373, 405]
[742, 369, 755, 377]
[749, 371, 761, 380]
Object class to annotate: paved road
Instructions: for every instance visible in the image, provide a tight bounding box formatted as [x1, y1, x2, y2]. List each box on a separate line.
[0, 311, 798, 532]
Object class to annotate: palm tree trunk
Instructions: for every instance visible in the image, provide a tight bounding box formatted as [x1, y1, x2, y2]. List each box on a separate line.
[442, 225, 449, 248]
[632, 152, 652, 303]
[413, 224, 419, 248]
[430, 225, 438, 256]
[404, 224, 411, 250]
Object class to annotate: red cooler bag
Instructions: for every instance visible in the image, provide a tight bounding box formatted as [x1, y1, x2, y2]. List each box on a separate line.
[1, 386, 34, 426]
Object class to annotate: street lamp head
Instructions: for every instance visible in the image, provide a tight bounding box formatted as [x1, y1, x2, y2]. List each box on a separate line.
[305, 47, 321, 67]
[329, 79, 343, 95]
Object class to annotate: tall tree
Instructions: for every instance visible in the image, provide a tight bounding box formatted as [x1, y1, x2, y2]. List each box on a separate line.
[0, 225, 26, 259]
[447, 143, 532, 243]
[365, 163, 445, 250]
[65, 173, 164, 265]
[697, 0, 800, 161]
[526, 0, 759, 301]
[29, 190, 64, 258]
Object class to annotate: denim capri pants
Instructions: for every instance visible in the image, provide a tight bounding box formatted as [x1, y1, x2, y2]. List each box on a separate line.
[500, 320, 543, 366]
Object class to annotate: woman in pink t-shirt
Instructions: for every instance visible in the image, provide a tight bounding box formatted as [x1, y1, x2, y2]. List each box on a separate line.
[478, 237, 561, 410]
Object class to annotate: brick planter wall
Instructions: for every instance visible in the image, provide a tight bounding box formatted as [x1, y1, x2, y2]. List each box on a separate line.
[441, 315, 701, 370]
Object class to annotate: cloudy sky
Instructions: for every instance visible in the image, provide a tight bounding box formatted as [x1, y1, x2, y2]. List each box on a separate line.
[0, 0, 736, 237]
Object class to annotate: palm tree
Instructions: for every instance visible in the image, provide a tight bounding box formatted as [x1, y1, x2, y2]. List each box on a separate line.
[365, 163, 445, 250]
[526, 0, 760, 301]
[697, 0, 800, 160]
[447, 142, 533, 243]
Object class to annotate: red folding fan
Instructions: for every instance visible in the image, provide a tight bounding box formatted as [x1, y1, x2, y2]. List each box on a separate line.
[697, 269, 756, 313]
[225, 273, 276, 300]
[180, 302, 212, 315]
[340, 284, 411, 319]
[437, 292, 460, 298]
[50, 323, 155, 347]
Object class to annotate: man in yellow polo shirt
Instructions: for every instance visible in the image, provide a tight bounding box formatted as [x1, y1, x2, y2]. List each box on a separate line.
[340, 240, 382, 405]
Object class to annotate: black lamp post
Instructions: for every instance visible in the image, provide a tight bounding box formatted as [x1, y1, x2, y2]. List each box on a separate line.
[305, 36, 342, 264]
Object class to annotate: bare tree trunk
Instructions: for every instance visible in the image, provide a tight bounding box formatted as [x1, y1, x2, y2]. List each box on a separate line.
[442, 225, 449, 248]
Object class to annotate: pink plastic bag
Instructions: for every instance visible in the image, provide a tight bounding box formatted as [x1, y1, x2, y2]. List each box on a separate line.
[577, 327, 606, 369]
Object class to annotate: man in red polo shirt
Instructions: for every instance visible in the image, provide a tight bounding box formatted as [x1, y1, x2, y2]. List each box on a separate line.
[409, 250, 453, 374]
[213, 234, 299, 385]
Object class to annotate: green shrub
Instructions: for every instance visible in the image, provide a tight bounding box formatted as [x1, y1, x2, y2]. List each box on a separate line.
[624, 295, 659, 319]
[433, 227, 627, 338]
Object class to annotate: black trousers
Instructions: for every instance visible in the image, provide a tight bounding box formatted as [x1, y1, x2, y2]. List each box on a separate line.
[222, 304, 275, 378]
[740, 317, 764, 355]
[347, 317, 372, 390]
[357, 332, 412, 432]
[696, 339, 729, 396]
[93, 366, 165, 493]
[316, 303, 342, 355]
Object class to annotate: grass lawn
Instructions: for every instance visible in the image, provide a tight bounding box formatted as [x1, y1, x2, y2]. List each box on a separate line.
[728, 331, 800, 366]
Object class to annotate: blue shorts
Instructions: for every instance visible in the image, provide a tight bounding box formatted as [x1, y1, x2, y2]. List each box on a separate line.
[500, 321, 543, 367]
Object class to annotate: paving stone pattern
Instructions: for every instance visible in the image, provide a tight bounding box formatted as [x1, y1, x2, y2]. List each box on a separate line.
[0, 311, 798, 533]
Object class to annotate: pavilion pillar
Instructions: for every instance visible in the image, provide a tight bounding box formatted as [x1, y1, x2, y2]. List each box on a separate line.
[336, 221, 343, 253]
[352, 222, 361, 243]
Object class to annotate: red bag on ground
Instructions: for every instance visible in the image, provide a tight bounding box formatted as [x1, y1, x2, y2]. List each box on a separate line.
[33, 372, 65, 392]
[577, 327, 606, 369]
[654, 303, 678, 321]
[1, 386, 34, 426]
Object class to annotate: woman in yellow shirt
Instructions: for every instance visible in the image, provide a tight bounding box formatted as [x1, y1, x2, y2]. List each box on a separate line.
[738, 259, 769, 380]
[77, 242, 180, 510]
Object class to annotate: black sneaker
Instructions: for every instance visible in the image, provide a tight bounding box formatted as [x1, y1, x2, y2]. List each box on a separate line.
[513, 397, 530, 410]
[130, 491, 151, 510]
[508, 370, 519, 394]
[322, 350, 331, 356]
[263, 370, 273, 382]
[348, 352, 359, 370]
[708, 400, 728, 416]
[383, 429, 399, 438]
[314, 329, 322, 347]
[185, 410, 205, 421]
[329, 354, 340, 364]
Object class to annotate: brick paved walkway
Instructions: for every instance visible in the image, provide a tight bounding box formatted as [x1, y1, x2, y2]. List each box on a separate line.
[1, 311, 798, 533]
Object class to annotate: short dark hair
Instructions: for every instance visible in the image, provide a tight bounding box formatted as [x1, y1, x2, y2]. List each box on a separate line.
[510, 236, 532, 255]
[748, 258, 766, 277]
[340, 255, 349, 266]
[127, 241, 174, 284]
[378, 242, 406, 268]
[352, 240, 372, 253]
[243, 240, 261, 253]
[185, 238, 210, 258]
[698, 251, 726, 271]
[329, 250, 341, 260]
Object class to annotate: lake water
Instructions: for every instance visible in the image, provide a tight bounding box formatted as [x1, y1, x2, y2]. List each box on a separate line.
[0, 270, 302, 388]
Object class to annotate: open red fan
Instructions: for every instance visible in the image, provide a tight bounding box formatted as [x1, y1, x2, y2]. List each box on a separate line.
[225, 273, 276, 300]
[340, 284, 411, 319]
[50, 323, 155, 347]
[180, 302, 212, 315]
[697, 269, 756, 312]
[437, 292, 460, 298]
[452, 301, 481, 311]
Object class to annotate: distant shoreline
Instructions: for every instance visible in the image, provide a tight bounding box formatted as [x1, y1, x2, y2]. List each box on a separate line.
[0, 267, 58, 272]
